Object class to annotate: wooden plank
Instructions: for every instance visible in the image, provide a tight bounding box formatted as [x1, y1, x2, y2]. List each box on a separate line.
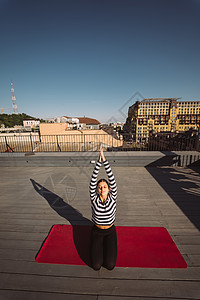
[0, 212, 168, 221]
[0, 249, 36, 261]
[1, 260, 200, 281]
[162, 216, 199, 223]
[99, 297, 192, 300]
[1, 213, 197, 225]
[160, 209, 200, 216]
[0, 215, 188, 227]
[0, 213, 83, 221]
[0, 273, 199, 298]
[168, 229, 200, 235]
[0, 202, 91, 208]
[0, 239, 41, 250]
[0, 208, 86, 215]
[0, 224, 52, 233]
[0, 290, 96, 300]
[115, 218, 198, 229]
[3, 215, 195, 227]
[172, 235, 200, 245]
[187, 255, 200, 266]
[0, 219, 70, 226]
[178, 245, 200, 255]
[0, 214, 195, 229]
[0, 231, 47, 241]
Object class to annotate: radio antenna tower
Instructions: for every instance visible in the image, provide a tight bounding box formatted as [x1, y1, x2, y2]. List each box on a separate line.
[11, 80, 18, 114]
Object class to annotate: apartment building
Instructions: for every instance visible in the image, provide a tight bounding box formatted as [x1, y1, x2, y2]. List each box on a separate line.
[124, 98, 200, 142]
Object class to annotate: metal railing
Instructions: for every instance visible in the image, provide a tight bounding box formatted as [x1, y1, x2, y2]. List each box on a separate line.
[0, 132, 199, 153]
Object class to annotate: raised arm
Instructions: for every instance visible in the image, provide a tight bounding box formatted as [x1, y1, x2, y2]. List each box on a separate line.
[89, 160, 101, 201]
[90, 147, 105, 200]
[97, 147, 117, 200]
[103, 159, 117, 200]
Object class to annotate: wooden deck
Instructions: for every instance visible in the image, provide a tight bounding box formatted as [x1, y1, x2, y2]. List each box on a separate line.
[0, 164, 200, 299]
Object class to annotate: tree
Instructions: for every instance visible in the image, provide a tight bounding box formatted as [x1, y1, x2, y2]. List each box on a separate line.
[0, 113, 44, 128]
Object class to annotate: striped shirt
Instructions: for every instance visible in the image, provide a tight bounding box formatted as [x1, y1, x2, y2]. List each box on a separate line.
[90, 160, 117, 226]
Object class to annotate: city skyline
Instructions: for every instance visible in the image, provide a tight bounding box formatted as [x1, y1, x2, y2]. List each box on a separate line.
[0, 0, 200, 123]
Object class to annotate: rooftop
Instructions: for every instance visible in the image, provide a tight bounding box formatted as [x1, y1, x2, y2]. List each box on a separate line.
[0, 152, 200, 299]
[141, 98, 181, 102]
[63, 117, 101, 125]
[76, 117, 100, 125]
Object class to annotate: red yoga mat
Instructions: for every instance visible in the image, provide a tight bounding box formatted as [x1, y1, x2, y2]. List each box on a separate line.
[36, 225, 187, 268]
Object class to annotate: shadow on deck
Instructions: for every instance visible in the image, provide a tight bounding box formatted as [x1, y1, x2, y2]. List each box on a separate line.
[146, 154, 200, 231]
[30, 180, 93, 267]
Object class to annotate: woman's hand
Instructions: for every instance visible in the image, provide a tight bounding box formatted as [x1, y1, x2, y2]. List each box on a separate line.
[98, 146, 106, 162]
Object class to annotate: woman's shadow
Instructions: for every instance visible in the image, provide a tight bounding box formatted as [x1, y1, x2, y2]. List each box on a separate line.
[30, 179, 93, 267]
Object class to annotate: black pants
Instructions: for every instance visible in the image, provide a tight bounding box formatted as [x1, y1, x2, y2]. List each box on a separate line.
[90, 224, 117, 270]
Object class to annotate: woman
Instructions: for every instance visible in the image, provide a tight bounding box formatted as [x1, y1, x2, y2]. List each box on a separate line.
[90, 147, 117, 270]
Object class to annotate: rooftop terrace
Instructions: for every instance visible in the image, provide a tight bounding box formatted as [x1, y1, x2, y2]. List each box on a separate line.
[0, 152, 200, 299]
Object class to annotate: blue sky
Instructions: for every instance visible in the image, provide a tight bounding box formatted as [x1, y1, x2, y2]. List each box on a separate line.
[0, 0, 200, 122]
